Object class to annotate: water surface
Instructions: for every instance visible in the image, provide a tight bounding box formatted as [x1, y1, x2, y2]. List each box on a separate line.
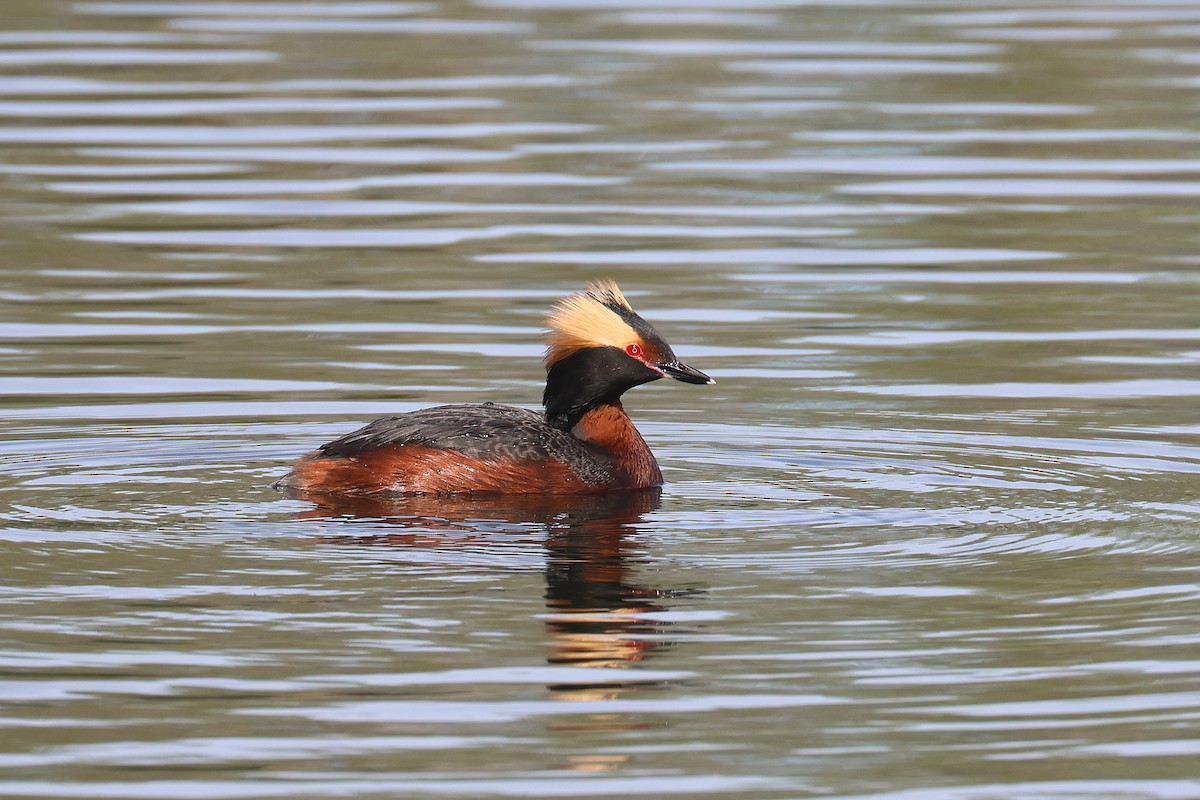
[2, 0, 1199, 798]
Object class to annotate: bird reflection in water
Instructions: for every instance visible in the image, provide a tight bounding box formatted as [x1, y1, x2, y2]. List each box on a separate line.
[290, 487, 697, 707]
[541, 489, 670, 672]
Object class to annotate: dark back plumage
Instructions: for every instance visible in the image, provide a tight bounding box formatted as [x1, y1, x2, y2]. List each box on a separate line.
[315, 403, 616, 485]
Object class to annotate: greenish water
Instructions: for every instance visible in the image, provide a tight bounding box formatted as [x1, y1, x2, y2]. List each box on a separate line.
[1, 1, 1199, 798]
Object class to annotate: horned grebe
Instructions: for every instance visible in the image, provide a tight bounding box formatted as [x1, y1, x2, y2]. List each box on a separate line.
[277, 280, 712, 496]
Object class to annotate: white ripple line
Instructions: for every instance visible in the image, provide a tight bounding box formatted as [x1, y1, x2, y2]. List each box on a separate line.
[74, 1, 434, 15]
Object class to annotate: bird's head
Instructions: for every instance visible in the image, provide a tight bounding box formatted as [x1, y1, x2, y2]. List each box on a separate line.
[542, 280, 712, 429]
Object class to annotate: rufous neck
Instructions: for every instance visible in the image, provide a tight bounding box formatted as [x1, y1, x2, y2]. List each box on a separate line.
[571, 402, 662, 489]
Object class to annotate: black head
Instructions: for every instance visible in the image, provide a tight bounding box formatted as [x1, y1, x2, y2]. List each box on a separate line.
[542, 280, 713, 430]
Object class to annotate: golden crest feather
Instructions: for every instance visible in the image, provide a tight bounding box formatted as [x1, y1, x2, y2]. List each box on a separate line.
[544, 279, 639, 366]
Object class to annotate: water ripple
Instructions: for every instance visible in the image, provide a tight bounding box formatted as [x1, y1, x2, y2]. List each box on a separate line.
[728, 59, 1000, 75]
[75, 1, 435, 15]
[170, 18, 537, 35]
[79, 146, 514, 164]
[3, 1, 1199, 798]
[0, 97, 502, 117]
[49, 172, 621, 195]
[0, 74, 581, 94]
[843, 179, 1200, 196]
[531, 39, 1002, 57]
[77, 224, 849, 248]
[477, 247, 1060, 265]
[0, 122, 593, 144]
[658, 156, 1200, 175]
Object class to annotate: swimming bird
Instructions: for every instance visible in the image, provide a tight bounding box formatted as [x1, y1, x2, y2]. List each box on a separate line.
[277, 280, 713, 496]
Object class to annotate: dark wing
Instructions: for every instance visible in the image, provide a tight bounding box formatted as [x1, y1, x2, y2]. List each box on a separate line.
[316, 404, 603, 468]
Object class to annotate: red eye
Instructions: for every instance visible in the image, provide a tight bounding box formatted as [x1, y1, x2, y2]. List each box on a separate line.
[626, 343, 642, 358]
